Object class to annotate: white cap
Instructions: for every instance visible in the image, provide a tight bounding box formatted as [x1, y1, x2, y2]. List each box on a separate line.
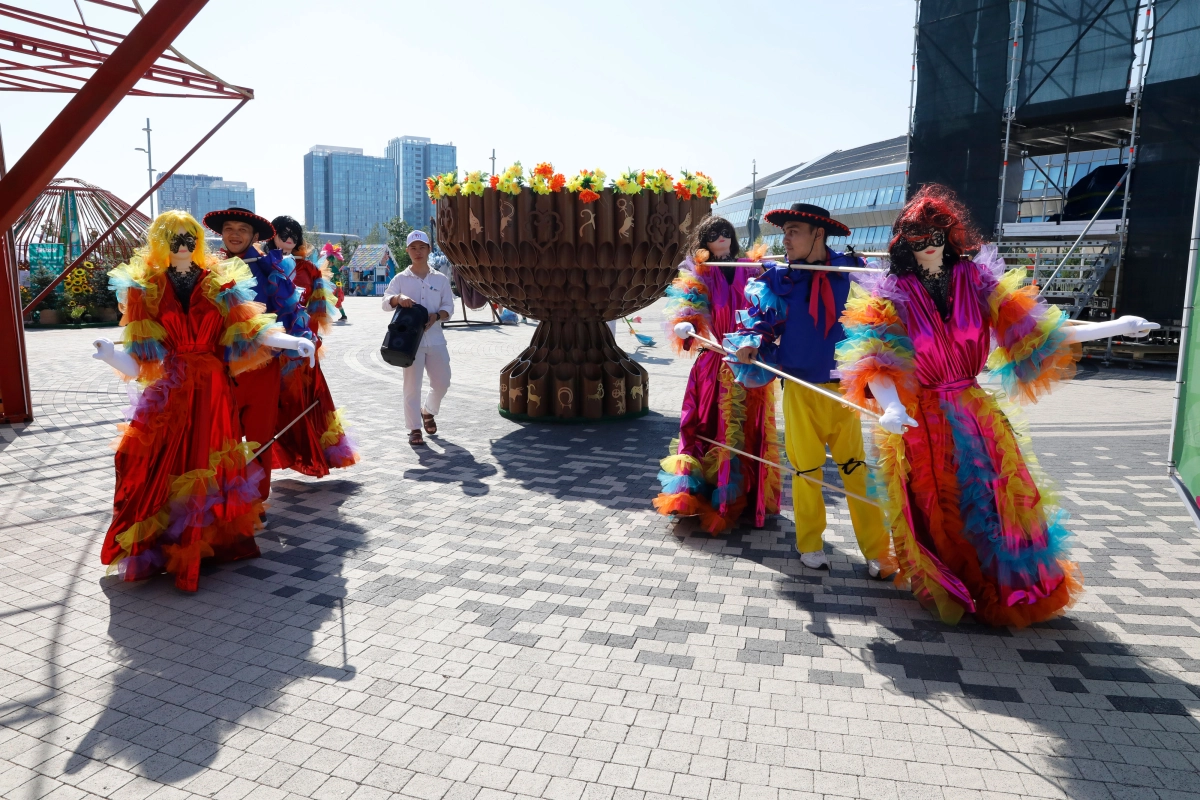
[406, 230, 430, 247]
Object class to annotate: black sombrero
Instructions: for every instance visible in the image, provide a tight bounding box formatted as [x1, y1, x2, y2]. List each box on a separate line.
[203, 207, 275, 241]
[763, 203, 851, 238]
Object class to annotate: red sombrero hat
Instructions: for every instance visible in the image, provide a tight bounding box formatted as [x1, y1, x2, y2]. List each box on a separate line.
[203, 207, 275, 241]
[763, 203, 851, 238]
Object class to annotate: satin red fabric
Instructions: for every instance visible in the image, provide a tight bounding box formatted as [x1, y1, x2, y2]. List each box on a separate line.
[270, 258, 357, 477]
[807, 272, 837, 336]
[102, 272, 263, 592]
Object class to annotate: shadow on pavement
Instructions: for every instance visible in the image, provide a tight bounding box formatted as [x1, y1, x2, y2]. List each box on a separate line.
[670, 507, 1200, 795]
[489, 414, 678, 510]
[404, 436, 497, 496]
[65, 478, 367, 783]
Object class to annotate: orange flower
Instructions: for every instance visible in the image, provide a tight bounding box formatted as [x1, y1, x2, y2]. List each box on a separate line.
[425, 177, 436, 193]
[579, 189, 601, 204]
[489, 175, 500, 189]
[674, 182, 692, 200]
[534, 162, 555, 179]
[550, 173, 566, 192]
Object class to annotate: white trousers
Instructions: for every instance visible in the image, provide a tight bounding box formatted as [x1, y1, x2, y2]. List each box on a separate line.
[404, 345, 451, 430]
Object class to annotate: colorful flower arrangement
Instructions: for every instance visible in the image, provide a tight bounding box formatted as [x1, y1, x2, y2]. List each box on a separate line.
[461, 170, 487, 197]
[529, 162, 566, 195]
[487, 162, 523, 195]
[566, 169, 607, 203]
[63, 263, 92, 295]
[425, 164, 718, 204]
[425, 172, 460, 200]
[674, 170, 719, 201]
[320, 242, 344, 263]
[641, 169, 675, 194]
[612, 170, 641, 195]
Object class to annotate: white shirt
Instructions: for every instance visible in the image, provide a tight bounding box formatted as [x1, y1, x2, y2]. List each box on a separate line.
[381, 266, 456, 347]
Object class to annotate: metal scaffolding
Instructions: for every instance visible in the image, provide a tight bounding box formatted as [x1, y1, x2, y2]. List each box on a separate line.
[0, 0, 252, 424]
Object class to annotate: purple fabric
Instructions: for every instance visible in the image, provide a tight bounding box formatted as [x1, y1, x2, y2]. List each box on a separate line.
[671, 261, 775, 528]
[896, 263, 991, 388]
[677, 263, 753, 459]
[887, 259, 1073, 617]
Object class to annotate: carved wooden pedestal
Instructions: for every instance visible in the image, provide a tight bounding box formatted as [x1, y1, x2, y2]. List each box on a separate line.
[436, 187, 712, 421]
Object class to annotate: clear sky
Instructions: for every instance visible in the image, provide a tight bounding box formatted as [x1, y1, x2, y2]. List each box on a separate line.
[5, 0, 917, 220]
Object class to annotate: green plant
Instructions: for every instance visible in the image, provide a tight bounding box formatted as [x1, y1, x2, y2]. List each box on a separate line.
[338, 235, 358, 264]
[383, 216, 415, 272]
[29, 267, 62, 311]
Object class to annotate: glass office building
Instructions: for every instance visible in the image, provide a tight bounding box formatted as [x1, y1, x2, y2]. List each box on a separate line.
[1016, 146, 1125, 223]
[304, 145, 398, 239]
[386, 135, 457, 231]
[191, 181, 255, 222]
[156, 173, 225, 215]
[713, 136, 908, 254]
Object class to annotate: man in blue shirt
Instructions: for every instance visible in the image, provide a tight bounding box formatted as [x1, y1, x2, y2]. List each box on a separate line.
[727, 203, 887, 576]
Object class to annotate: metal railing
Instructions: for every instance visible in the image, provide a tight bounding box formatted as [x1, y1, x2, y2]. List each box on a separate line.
[996, 239, 1118, 318]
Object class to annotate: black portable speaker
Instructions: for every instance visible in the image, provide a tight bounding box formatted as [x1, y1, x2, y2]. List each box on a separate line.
[380, 302, 429, 367]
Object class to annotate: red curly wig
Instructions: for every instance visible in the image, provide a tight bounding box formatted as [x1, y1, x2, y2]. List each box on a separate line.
[887, 184, 982, 275]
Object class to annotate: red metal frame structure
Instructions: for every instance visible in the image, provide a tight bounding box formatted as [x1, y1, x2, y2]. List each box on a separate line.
[14, 177, 151, 268]
[0, 0, 253, 424]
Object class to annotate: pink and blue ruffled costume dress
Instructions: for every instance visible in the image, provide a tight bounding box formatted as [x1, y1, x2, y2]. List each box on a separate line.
[653, 256, 781, 533]
[836, 246, 1083, 626]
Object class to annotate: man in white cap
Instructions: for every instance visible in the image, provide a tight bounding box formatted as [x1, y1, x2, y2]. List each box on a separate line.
[382, 230, 456, 446]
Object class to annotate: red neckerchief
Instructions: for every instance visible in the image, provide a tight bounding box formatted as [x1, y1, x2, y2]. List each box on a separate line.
[804, 253, 836, 337]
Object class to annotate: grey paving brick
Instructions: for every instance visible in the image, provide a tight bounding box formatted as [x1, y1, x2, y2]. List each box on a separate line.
[2, 300, 1199, 800]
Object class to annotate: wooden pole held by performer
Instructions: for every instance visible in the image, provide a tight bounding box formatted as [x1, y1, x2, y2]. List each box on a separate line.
[675, 323, 882, 420]
[250, 400, 320, 463]
[697, 435, 883, 509]
[702, 260, 883, 274]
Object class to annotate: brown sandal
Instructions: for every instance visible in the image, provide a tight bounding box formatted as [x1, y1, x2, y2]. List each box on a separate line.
[421, 412, 437, 435]
[409, 429, 425, 446]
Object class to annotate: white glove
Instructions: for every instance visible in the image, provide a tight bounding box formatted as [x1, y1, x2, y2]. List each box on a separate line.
[1063, 315, 1160, 344]
[92, 338, 139, 379]
[868, 377, 918, 435]
[263, 331, 316, 367]
[673, 321, 695, 340]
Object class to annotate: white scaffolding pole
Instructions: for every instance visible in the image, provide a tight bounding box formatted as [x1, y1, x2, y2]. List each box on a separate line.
[1107, 0, 1156, 360]
[996, 0, 1025, 245]
[903, 0, 921, 199]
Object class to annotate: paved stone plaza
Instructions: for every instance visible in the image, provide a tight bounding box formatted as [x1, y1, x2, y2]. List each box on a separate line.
[1, 295, 1198, 800]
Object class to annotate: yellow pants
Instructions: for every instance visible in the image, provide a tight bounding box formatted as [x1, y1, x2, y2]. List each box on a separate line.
[783, 381, 887, 559]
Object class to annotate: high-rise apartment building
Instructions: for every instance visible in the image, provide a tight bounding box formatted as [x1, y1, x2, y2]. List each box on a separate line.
[156, 173, 255, 221]
[192, 181, 255, 223]
[156, 173, 222, 215]
[303, 145, 397, 239]
[385, 136, 457, 231]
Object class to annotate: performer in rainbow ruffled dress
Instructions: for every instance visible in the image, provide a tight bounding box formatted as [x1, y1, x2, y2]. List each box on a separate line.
[836, 185, 1157, 626]
[654, 216, 780, 534]
[91, 211, 315, 591]
[260, 215, 358, 477]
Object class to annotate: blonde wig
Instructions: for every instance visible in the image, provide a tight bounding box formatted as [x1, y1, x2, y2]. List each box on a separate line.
[137, 209, 209, 273]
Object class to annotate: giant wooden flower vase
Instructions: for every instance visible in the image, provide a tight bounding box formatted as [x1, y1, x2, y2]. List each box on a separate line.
[437, 187, 712, 421]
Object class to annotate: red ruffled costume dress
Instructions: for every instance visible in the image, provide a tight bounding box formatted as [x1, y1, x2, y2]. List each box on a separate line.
[653, 254, 780, 533]
[270, 255, 358, 476]
[102, 256, 281, 592]
[836, 246, 1083, 626]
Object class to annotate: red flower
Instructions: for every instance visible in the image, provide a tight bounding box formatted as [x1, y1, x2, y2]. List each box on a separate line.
[489, 175, 500, 189]
[579, 189, 601, 204]
[550, 173, 566, 192]
[674, 183, 692, 200]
